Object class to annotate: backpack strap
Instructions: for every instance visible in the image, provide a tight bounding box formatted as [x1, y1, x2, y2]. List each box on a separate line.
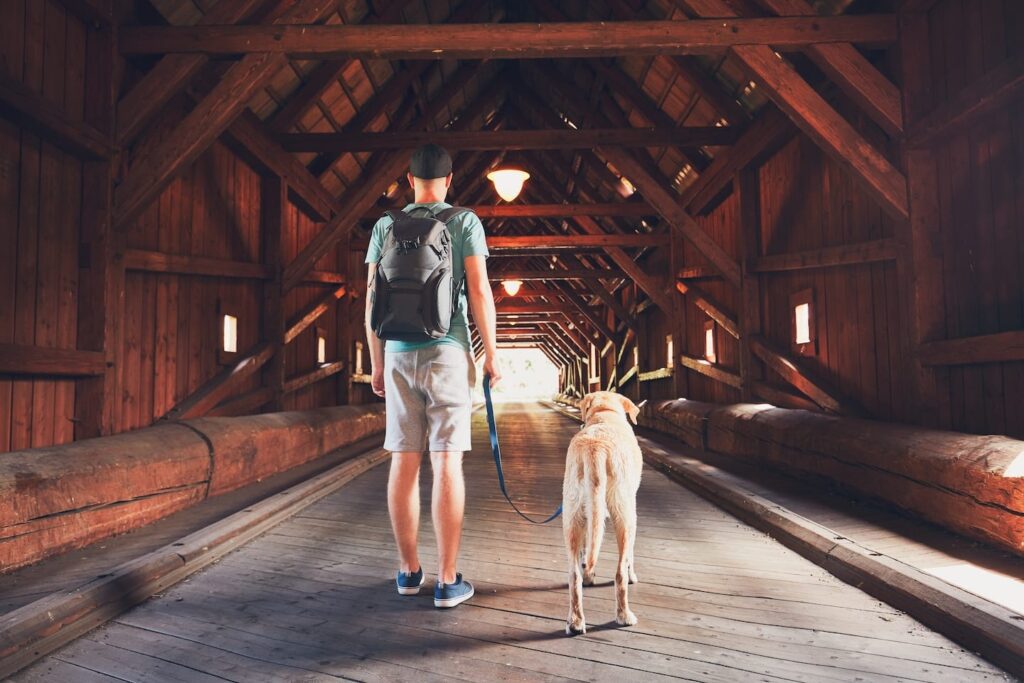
[433, 206, 475, 223]
[384, 209, 407, 224]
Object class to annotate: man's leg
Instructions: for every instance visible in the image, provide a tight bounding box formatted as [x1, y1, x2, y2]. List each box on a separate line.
[430, 450, 464, 584]
[388, 452, 423, 573]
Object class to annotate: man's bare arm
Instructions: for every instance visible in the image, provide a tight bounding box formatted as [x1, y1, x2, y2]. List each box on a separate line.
[464, 255, 502, 385]
[365, 262, 386, 397]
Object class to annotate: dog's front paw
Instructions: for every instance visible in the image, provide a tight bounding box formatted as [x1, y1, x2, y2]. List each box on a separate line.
[566, 618, 587, 635]
[582, 571, 596, 587]
[616, 610, 638, 627]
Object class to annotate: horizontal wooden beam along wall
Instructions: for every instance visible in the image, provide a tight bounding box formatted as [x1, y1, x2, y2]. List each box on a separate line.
[119, 17, 899, 58]
[0, 75, 112, 159]
[278, 127, 739, 152]
[125, 249, 344, 285]
[0, 344, 107, 377]
[750, 238, 898, 273]
[487, 234, 667, 249]
[917, 331, 1024, 367]
[487, 269, 627, 280]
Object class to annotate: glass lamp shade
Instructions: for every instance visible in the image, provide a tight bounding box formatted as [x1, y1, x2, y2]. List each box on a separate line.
[501, 279, 523, 296]
[487, 169, 530, 202]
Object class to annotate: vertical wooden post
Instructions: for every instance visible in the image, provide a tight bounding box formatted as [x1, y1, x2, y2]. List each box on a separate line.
[895, 8, 948, 427]
[261, 176, 287, 411]
[76, 18, 122, 439]
[737, 167, 763, 402]
[669, 215, 688, 399]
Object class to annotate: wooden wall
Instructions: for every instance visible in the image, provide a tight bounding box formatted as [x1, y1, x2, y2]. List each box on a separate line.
[0, 1, 90, 451]
[908, 0, 1023, 437]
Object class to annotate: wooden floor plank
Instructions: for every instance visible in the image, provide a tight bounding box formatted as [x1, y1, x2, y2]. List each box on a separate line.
[12, 403, 1006, 682]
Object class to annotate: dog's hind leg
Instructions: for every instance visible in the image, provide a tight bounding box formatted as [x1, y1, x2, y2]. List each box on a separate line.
[563, 509, 587, 635]
[610, 499, 638, 626]
[581, 460, 607, 587]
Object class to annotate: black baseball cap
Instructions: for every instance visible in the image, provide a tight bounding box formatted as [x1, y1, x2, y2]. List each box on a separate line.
[409, 143, 452, 179]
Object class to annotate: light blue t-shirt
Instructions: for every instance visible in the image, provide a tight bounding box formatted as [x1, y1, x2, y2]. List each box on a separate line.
[365, 202, 488, 353]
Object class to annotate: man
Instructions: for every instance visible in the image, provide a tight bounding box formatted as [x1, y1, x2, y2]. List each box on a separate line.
[365, 144, 501, 609]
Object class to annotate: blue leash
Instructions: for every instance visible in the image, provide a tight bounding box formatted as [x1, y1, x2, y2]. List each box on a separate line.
[483, 375, 563, 524]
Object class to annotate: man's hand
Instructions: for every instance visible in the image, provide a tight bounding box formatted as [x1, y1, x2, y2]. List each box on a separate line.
[371, 366, 386, 397]
[483, 354, 502, 388]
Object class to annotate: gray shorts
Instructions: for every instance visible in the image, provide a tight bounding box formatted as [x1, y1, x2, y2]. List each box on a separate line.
[383, 344, 476, 453]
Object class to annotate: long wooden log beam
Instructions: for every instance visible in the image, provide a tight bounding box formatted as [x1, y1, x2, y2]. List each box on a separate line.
[675, 280, 740, 338]
[750, 238, 898, 272]
[917, 331, 1024, 367]
[0, 344, 107, 377]
[278, 127, 739, 152]
[113, 0, 337, 230]
[121, 17, 897, 58]
[0, 75, 112, 159]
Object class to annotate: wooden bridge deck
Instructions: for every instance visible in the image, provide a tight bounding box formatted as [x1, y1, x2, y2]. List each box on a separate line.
[13, 403, 1006, 682]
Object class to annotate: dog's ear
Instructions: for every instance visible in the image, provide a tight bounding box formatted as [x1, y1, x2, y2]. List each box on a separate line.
[619, 395, 640, 425]
[578, 394, 593, 422]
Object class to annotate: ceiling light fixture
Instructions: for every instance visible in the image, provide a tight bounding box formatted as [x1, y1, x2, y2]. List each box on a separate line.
[487, 169, 530, 202]
[502, 279, 523, 296]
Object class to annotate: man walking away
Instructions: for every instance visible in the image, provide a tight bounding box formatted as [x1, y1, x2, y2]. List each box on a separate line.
[365, 144, 501, 609]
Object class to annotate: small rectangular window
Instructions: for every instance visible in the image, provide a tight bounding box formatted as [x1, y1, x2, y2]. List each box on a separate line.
[666, 335, 674, 368]
[704, 320, 717, 364]
[316, 327, 327, 364]
[790, 288, 816, 355]
[633, 346, 639, 368]
[355, 341, 364, 375]
[222, 314, 238, 353]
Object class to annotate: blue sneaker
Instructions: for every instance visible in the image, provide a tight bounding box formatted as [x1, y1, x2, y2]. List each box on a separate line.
[434, 573, 474, 608]
[396, 567, 424, 595]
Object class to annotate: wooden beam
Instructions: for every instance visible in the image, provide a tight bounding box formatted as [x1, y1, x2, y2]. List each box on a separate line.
[284, 285, 348, 345]
[121, 16, 897, 58]
[279, 126, 739, 152]
[162, 342, 275, 421]
[679, 106, 792, 215]
[749, 336, 863, 415]
[751, 380, 820, 411]
[206, 387, 275, 418]
[675, 280, 740, 338]
[917, 331, 1024, 367]
[757, 0, 903, 136]
[908, 55, 1023, 148]
[488, 234, 667, 249]
[730, 46, 909, 221]
[113, 0, 336, 230]
[0, 75, 112, 159]
[224, 111, 342, 222]
[678, 353, 743, 388]
[116, 0, 267, 145]
[737, 167, 763, 402]
[677, 265, 722, 280]
[496, 303, 573, 314]
[282, 361, 345, 395]
[750, 238, 898, 272]
[125, 249, 271, 280]
[599, 146, 742, 287]
[487, 269, 627, 280]
[554, 282, 618, 343]
[0, 344, 107, 377]
[371, 204, 655, 219]
[261, 176, 287, 412]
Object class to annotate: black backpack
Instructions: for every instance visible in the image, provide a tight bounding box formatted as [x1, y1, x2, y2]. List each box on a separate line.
[369, 206, 473, 343]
